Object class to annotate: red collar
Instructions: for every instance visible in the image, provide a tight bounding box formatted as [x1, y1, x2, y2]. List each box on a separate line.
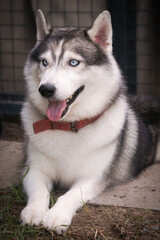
[33, 115, 101, 134]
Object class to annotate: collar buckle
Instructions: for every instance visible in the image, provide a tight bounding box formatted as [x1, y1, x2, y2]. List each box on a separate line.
[70, 121, 78, 132]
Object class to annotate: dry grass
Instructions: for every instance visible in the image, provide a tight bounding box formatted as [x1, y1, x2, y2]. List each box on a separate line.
[0, 183, 160, 240]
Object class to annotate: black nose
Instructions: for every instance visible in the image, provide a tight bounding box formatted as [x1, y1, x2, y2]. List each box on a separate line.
[39, 84, 56, 98]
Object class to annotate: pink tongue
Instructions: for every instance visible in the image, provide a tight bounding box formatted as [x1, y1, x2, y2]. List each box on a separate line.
[46, 100, 67, 121]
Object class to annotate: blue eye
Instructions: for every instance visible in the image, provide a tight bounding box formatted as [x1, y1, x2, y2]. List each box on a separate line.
[42, 59, 48, 67]
[69, 59, 80, 67]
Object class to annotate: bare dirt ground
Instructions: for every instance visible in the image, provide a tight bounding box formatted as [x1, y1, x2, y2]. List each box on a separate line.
[0, 117, 160, 239]
[1, 117, 23, 142]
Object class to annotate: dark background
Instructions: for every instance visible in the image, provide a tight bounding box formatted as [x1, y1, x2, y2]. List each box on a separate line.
[0, 0, 160, 116]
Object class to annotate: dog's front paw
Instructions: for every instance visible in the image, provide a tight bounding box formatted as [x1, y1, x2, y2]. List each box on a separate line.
[43, 206, 72, 234]
[21, 204, 48, 226]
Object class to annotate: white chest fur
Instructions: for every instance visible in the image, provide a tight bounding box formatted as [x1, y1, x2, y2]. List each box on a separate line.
[22, 98, 127, 186]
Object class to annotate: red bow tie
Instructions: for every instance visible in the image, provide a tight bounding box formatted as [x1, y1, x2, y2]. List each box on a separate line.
[33, 115, 101, 134]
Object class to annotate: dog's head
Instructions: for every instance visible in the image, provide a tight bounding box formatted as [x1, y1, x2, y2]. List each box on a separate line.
[25, 10, 121, 121]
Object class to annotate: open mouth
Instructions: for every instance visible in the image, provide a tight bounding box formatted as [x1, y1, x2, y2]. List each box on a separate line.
[61, 85, 85, 118]
[46, 85, 85, 121]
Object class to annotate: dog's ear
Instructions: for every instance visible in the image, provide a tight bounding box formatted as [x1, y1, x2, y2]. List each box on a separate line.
[87, 11, 112, 53]
[36, 9, 51, 42]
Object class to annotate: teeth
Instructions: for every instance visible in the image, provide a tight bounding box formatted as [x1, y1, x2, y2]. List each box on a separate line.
[61, 85, 84, 119]
[66, 85, 84, 106]
[66, 97, 73, 105]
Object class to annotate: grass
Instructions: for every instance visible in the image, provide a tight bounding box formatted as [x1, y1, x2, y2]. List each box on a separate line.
[0, 181, 160, 240]
[0, 183, 56, 240]
[0, 167, 159, 239]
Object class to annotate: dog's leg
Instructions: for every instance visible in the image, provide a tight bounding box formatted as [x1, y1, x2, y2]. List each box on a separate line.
[43, 179, 105, 234]
[20, 145, 53, 226]
[20, 168, 52, 226]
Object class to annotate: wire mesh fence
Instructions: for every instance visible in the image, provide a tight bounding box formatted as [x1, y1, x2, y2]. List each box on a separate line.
[0, 0, 160, 115]
[136, 0, 160, 96]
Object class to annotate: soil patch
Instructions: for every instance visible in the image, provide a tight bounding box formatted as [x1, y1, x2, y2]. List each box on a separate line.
[0, 186, 160, 240]
[0, 116, 23, 142]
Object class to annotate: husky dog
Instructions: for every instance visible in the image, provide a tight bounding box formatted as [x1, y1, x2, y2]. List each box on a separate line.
[20, 10, 160, 234]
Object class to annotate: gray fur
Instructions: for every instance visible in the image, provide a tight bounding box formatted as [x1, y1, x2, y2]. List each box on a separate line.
[30, 27, 108, 66]
[20, 10, 160, 233]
